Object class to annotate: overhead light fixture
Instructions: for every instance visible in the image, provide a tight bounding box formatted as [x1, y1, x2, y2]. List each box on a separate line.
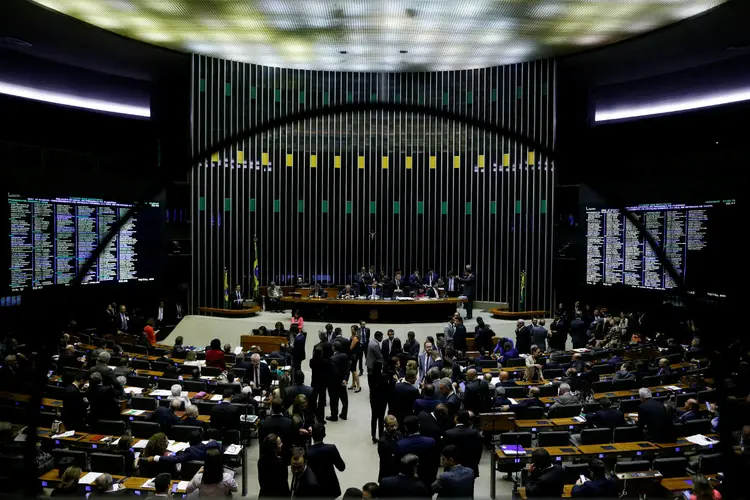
[595, 88, 750, 122]
[0, 81, 150, 118]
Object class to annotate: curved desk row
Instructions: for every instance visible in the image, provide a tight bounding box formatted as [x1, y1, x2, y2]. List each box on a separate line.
[280, 296, 466, 322]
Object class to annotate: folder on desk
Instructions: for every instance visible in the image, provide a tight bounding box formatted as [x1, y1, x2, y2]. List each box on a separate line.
[500, 445, 526, 455]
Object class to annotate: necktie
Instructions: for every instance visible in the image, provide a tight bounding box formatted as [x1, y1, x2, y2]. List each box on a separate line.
[255, 366, 260, 385]
[292, 475, 300, 496]
[121, 314, 127, 329]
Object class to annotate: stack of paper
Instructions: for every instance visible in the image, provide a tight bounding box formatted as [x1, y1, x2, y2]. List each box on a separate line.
[51, 430, 76, 439]
[253, 395, 262, 402]
[573, 416, 587, 423]
[508, 398, 519, 406]
[132, 440, 149, 449]
[167, 442, 191, 453]
[176, 481, 190, 491]
[500, 444, 526, 455]
[110, 437, 121, 446]
[224, 444, 242, 455]
[200, 376, 215, 380]
[141, 478, 156, 489]
[685, 434, 718, 446]
[123, 409, 145, 416]
[79, 472, 103, 484]
[124, 387, 143, 395]
[240, 415, 258, 423]
[149, 389, 173, 397]
[210, 395, 223, 401]
[664, 386, 682, 391]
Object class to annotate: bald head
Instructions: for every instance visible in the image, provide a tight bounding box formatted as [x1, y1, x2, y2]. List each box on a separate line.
[500, 371, 509, 382]
[466, 369, 477, 381]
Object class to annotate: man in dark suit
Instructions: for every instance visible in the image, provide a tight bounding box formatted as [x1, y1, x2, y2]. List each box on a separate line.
[260, 400, 294, 462]
[179, 405, 206, 430]
[61, 372, 88, 431]
[431, 444, 476, 499]
[396, 415, 439, 488]
[86, 372, 121, 423]
[416, 403, 449, 443]
[378, 415, 403, 481]
[57, 345, 82, 374]
[290, 449, 320, 498]
[246, 353, 272, 392]
[571, 458, 618, 498]
[525, 448, 565, 498]
[366, 279, 381, 298]
[570, 314, 588, 349]
[461, 369, 490, 416]
[638, 388, 675, 442]
[414, 385, 441, 415]
[327, 341, 350, 421]
[151, 399, 181, 433]
[378, 453, 431, 498]
[210, 398, 240, 431]
[515, 320, 532, 355]
[306, 423, 346, 499]
[230, 284, 244, 309]
[437, 378, 461, 417]
[310, 332, 333, 422]
[292, 330, 307, 371]
[89, 351, 123, 393]
[453, 317, 468, 353]
[584, 397, 625, 430]
[501, 386, 543, 412]
[382, 330, 403, 361]
[675, 398, 702, 424]
[426, 283, 441, 299]
[285, 370, 314, 409]
[444, 410, 483, 479]
[115, 305, 130, 332]
[146, 429, 222, 465]
[358, 321, 371, 375]
[457, 267, 476, 319]
[389, 371, 420, 426]
[531, 319, 549, 353]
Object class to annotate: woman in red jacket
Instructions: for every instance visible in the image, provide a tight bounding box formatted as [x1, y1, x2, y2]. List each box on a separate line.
[205, 338, 226, 370]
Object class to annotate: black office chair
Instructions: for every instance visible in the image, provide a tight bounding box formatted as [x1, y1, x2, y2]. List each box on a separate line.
[123, 345, 148, 355]
[231, 368, 247, 380]
[611, 379, 638, 391]
[641, 375, 662, 387]
[537, 431, 570, 447]
[52, 449, 88, 471]
[171, 425, 204, 443]
[38, 411, 58, 428]
[222, 429, 242, 465]
[618, 399, 641, 414]
[675, 393, 698, 408]
[179, 365, 197, 376]
[536, 385, 558, 398]
[543, 368, 563, 379]
[613, 426, 644, 443]
[652, 457, 689, 478]
[477, 359, 497, 369]
[500, 432, 533, 448]
[181, 460, 204, 480]
[92, 420, 126, 436]
[0, 406, 26, 424]
[583, 402, 601, 413]
[667, 353, 683, 365]
[157, 378, 182, 390]
[89, 453, 126, 475]
[130, 421, 161, 439]
[224, 354, 236, 364]
[562, 463, 590, 484]
[45, 385, 66, 399]
[126, 375, 152, 388]
[152, 348, 170, 357]
[687, 453, 722, 475]
[504, 386, 529, 399]
[614, 460, 651, 474]
[682, 419, 712, 436]
[151, 361, 173, 372]
[216, 383, 242, 395]
[514, 406, 545, 420]
[555, 355, 572, 365]
[201, 366, 222, 377]
[130, 397, 159, 411]
[592, 364, 615, 375]
[593, 381, 613, 393]
[551, 404, 582, 418]
[195, 401, 217, 416]
[131, 359, 151, 370]
[506, 358, 525, 367]
[697, 390, 716, 404]
[183, 380, 207, 393]
[579, 428, 612, 445]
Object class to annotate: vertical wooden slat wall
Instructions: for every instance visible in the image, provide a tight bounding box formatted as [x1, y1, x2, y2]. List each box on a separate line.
[191, 55, 556, 312]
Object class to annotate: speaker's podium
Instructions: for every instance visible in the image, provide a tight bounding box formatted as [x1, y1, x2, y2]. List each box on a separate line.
[479, 412, 516, 434]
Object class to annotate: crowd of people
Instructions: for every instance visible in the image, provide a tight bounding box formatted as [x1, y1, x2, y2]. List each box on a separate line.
[1, 298, 750, 498]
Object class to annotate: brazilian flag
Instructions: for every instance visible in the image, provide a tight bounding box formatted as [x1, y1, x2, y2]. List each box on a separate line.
[253, 237, 260, 301]
[519, 270, 526, 312]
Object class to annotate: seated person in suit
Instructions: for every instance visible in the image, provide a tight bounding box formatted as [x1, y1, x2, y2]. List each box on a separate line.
[501, 386, 543, 412]
[151, 399, 182, 432]
[525, 448, 565, 498]
[172, 336, 187, 359]
[338, 284, 356, 298]
[665, 338, 684, 356]
[656, 358, 672, 378]
[210, 393, 241, 431]
[493, 385, 512, 408]
[584, 397, 625, 429]
[180, 404, 206, 428]
[90, 473, 128, 496]
[497, 371, 516, 387]
[310, 282, 326, 298]
[366, 280, 381, 299]
[612, 362, 636, 381]
[676, 398, 702, 424]
[145, 428, 223, 465]
[571, 458, 618, 498]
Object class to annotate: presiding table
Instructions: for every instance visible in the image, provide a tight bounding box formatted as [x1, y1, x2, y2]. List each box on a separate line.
[280, 296, 466, 322]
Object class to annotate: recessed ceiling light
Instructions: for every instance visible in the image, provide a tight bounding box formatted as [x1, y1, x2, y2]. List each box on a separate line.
[339, 50, 347, 54]
[399, 50, 408, 54]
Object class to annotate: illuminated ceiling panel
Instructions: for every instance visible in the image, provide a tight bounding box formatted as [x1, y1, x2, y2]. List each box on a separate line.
[30, 0, 727, 71]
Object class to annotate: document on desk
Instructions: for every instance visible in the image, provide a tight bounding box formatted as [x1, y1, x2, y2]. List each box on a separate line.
[573, 416, 586, 423]
[141, 478, 156, 489]
[685, 434, 718, 446]
[663, 386, 682, 392]
[168, 442, 190, 453]
[124, 387, 144, 395]
[177, 481, 190, 491]
[500, 445, 526, 455]
[123, 409, 145, 416]
[254, 396, 262, 402]
[210, 394, 223, 401]
[149, 389, 172, 397]
[51, 430, 76, 439]
[508, 398, 518, 405]
[79, 472, 103, 484]
[132, 439, 149, 449]
[224, 444, 242, 455]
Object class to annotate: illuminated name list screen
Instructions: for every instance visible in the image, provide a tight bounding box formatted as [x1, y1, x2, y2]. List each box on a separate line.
[586, 201, 733, 292]
[8, 195, 159, 290]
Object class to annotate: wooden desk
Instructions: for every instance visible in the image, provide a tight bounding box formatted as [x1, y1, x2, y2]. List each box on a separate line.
[197, 306, 261, 317]
[240, 335, 286, 354]
[0, 391, 64, 410]
[655, 434, 719, 452]
[488, 309, 549, 320]
[515, 419, 556, 430]
[661, 475, 718, 492]
[575, 441, 658, 458]
[39, 469, 189, 494]
[37, 428, 87, 442]
[517, 484, 573, 499]
[281, 296, 465, 322]
[478, 412, 515, 432]
[495, 446, 581, 462]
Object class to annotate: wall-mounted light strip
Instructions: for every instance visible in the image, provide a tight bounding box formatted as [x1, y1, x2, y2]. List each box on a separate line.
[0, 81, 151, 118]
[595, 88, 750, 122]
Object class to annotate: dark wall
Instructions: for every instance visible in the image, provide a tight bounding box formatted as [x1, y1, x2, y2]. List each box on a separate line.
[191, 56, 556, 310]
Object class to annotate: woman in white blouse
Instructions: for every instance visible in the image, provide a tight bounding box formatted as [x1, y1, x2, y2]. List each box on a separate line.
[186, 448, 238, 497]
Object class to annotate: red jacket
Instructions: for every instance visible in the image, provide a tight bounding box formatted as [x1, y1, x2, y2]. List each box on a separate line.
[205, 349, 226, 370]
